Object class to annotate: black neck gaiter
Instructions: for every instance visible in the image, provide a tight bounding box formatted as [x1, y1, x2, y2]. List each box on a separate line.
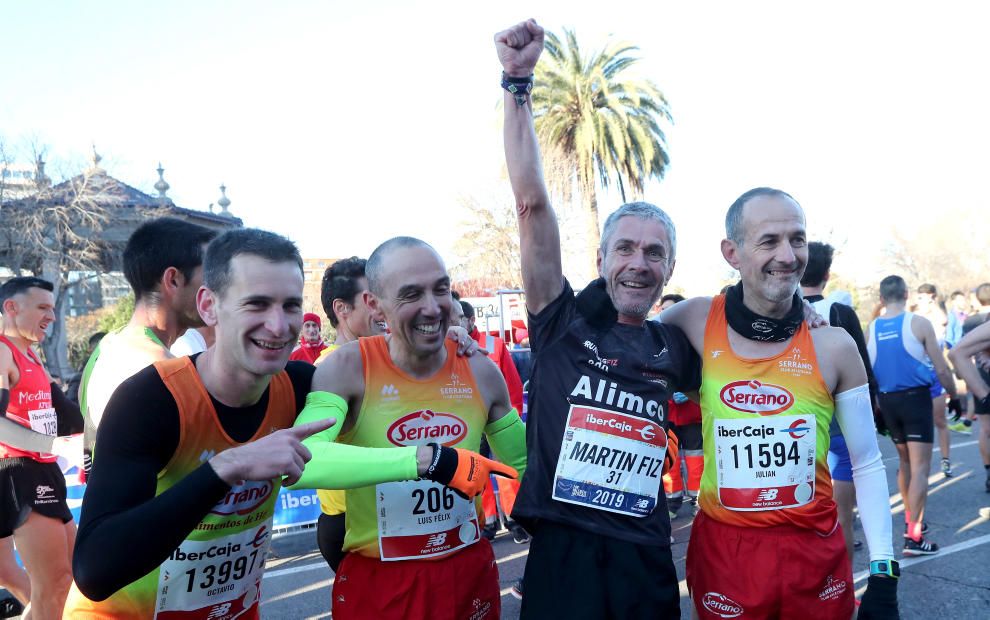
[724, 281, 803, 342]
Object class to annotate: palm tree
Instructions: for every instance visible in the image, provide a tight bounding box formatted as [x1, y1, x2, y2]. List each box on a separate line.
[533, 29, 672, 267]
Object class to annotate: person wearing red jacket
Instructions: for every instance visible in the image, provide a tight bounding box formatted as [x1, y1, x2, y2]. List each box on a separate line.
[289, 312, 328, 364]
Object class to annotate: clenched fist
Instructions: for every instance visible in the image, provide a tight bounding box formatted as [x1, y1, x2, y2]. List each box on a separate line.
[494, 19, 545, 77]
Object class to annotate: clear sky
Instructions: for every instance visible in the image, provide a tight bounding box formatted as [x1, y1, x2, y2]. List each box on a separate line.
[3, 1, 987, 295]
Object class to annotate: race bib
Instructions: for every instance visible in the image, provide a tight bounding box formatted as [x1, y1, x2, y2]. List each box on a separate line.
[552, 405, 667, 517]
[714, 415, 816, 511]
[29, 407, 57, 436]
[154, 523, 271, 619]
[376, 480, 479, 561]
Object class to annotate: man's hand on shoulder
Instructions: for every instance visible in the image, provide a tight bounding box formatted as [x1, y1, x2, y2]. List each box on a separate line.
[658, 296, 710, 353]
[468, 353, 514, 424]
[209, 418, 335, 487]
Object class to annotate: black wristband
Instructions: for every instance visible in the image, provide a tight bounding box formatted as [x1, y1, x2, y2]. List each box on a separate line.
[501, 71, 534, 106]
[0, 387, 8, 414]
[423, 443, 457, 485]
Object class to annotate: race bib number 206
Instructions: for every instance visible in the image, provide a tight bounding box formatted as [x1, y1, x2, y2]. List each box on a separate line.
[553, 405, 667, 517]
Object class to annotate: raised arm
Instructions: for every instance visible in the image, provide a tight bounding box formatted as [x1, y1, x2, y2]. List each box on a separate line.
[948, 320, 990, 402]
[496, 19, 563, 314]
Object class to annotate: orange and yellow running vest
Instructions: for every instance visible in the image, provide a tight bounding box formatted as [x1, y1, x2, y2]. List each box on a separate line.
[64, 357, 295, 619]
[698, 295, 837, 533]
[340, 336, 488, 560]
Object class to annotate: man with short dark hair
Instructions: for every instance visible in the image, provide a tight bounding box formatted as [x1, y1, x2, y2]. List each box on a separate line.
[78, 217, 217, 470]
[800, 241, 879, 560]
[868, 275, 957, 556]
[66, 229, 495, 617]
[1, 276, 84, 618]
[312, 257, 385, 572]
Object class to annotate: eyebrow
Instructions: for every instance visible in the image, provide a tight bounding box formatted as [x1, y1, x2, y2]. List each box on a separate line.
[396, 277, 450, 298]
[240, 295, 303, 305]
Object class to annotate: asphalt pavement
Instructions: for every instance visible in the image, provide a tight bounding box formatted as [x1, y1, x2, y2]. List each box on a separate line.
[260, 430, 989, 618]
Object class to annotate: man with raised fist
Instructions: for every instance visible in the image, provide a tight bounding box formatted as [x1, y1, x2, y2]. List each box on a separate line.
[498, 19, 699, 619]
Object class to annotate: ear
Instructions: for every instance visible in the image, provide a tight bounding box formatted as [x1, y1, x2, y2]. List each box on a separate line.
[365, 291, 382, 317]
[721, 239, 741, 270]
[1, 298, 17, 316]
[197, 287, 219, 327]
[332, 298, 350, 321]
[161, 266, 183, 298]
[666, 258, 677, 284]
[596, 248, 605, 278]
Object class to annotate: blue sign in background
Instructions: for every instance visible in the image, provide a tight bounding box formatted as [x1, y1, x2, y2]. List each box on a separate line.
[63, 468, 322, 530]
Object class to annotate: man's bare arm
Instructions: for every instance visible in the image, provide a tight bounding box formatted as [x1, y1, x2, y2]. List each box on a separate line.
[658, 296, 711, 355]
[496, 20, 563, 314]
[948, 320, 990, 400]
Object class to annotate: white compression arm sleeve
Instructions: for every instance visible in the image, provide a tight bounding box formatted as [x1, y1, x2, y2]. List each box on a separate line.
[833, 383, 894, 561]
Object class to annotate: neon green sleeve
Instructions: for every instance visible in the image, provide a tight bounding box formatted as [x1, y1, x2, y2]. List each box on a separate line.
[485, 409, 527, 478]
[294, 391, 348, 442]
[287, 391, 420, 490]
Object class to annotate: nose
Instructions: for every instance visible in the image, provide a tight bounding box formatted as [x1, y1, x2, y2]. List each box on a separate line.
[423, 293, 443, 318]
[265, 308, 292, 338]
[775, 242, 797, 265]
[627, 248, 650, 271]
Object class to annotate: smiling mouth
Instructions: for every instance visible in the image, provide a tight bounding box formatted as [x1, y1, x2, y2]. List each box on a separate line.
[250, 338, 291, 351]
[413, 323, 441, 336]
[619, 281, 650, 290]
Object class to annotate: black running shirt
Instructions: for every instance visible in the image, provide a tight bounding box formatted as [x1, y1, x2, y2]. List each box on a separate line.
[512, 280, 700, 546]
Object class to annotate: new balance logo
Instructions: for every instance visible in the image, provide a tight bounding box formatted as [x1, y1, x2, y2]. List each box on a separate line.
[426, 533, 448, 547]
[756, 489, 778, 501]
[207, 603, 232, 619]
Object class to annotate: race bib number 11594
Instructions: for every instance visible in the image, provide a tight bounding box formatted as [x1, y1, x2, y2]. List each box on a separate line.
[715, 415, 816, 511]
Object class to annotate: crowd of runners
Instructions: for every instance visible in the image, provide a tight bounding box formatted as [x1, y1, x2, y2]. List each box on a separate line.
[1, 18, 989, 620]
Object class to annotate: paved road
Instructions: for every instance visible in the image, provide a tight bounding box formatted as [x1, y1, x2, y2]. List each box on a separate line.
[260, 430, 989, 618]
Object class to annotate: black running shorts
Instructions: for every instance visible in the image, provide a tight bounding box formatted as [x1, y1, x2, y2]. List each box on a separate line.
[0, 457, 73, 538]
[521, 520, 680, 619]
[878, 386, 934, 444]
